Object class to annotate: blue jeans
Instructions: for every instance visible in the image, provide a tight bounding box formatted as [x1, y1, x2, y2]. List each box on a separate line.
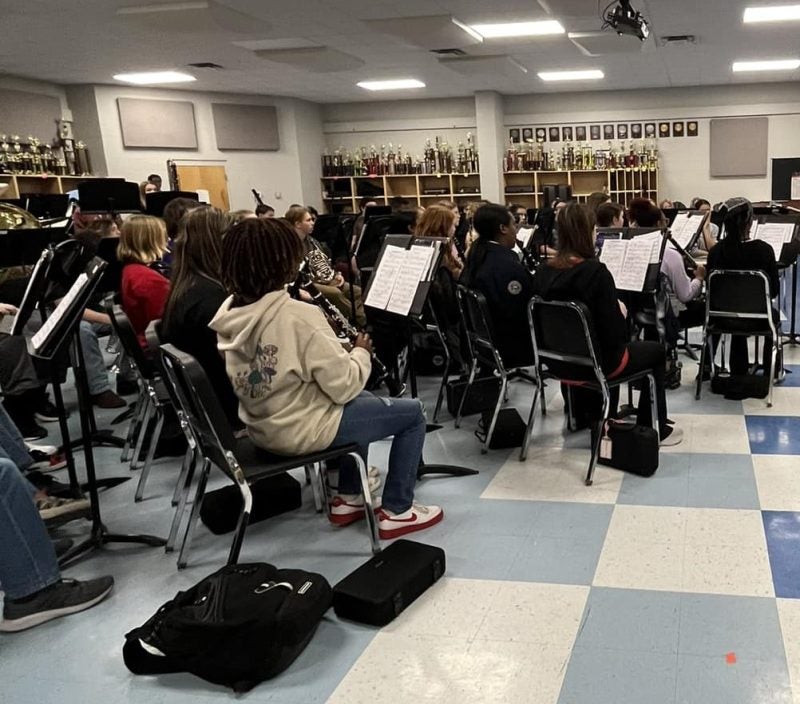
[0, 458, 60, 599]
[330, 392, 426, 514]
[77, 322, 112, 395]
[0, 403, 33, 470]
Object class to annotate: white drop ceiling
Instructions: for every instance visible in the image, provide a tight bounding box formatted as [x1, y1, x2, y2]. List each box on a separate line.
[1, 0, 798, 102]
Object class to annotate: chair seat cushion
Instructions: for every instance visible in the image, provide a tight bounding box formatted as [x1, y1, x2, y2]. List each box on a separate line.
[235, 438, 362, 482]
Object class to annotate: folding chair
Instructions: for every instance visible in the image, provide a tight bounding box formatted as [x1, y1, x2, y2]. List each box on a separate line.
[696, 269, 781, 408]
[522, 297, 659, 486]
[159, 344, 379, 568]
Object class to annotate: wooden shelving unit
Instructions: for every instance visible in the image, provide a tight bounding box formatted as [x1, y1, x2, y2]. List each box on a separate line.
[321, 173, 483, 213]
[503, 169, 658, 208]
[0, 174, 97, 200]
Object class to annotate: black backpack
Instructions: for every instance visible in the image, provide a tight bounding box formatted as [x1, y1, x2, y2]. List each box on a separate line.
[123, 563, 332, 692]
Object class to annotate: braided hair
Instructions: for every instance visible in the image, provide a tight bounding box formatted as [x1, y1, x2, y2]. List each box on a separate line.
[221, 217, 303, 307]
[717, 197, 753, 255]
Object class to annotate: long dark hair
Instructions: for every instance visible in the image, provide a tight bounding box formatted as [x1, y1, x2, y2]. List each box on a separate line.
[550, 203, 596, 268]
[163, 206, 234, 329]
[463, 204, 513, 286]
[221, 217, 304, 307]
[717, 197, 753, 255]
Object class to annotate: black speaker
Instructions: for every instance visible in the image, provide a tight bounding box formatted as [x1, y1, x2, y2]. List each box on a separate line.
[558, 184, 573, 201]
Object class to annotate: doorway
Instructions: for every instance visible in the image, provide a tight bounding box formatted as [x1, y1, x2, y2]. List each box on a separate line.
[174, 164, 230, 210]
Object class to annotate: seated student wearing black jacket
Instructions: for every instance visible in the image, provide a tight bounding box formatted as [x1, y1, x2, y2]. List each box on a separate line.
[706, 197, 780, 376]
[530, 203, 681, 445]
[161, 206, 244, 430]
[462, 203, 534, 368]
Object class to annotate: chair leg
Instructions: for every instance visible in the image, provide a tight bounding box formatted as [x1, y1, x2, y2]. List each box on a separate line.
[177, 458, 211, 569]
[520, 381, 541, 461]
[540, 378, 547, 417]
[647, 373, 659, 433]
[566, 385, 577, 431]
[454, 359, 477, 429]
[228, 475, 254, 566]
[171, 445, 193, 507]
[121, 391, 148, 463]
[432, 370, 447, 424]
[130, 396, 154, 470]
[482, 375, 507, 454]
[166, 447, 197, 553]
[767, 334, 776, 409]
[352, 452, 381, 554]
[586, 392, 611, 486]
[309, 463, 324, 513]
[134, 406, 164, 502]
[695, 331, 708, 401]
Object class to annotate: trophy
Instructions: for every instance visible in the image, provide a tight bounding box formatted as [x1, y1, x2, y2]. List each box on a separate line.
[0, 135, 9, 174]
[75, 141, 92, 175]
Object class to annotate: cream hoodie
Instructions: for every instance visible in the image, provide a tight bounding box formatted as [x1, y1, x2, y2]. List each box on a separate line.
[210, 290, 371, 455]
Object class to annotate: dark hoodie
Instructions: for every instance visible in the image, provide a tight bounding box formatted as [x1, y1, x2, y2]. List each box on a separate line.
[530, 259, 627, 373]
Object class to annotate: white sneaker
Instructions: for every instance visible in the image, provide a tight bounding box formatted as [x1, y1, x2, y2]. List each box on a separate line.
[377, 503, 443, 540]
[660, 426, 684, 447]
[329, 493, 382, 526]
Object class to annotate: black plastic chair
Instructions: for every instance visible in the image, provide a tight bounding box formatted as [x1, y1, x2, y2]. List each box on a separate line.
[455, 285, 535, 453]
[522, 297, 659, 486]
[696, 269, 780, 407]
[159, 344, 380, 568]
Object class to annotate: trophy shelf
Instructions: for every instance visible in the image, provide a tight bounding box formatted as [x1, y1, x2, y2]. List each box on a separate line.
[0, 174, 100, 200]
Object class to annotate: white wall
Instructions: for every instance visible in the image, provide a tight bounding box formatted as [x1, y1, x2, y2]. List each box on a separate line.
[0, 75, 70, 120]
[504, 82, 800, 204]
[88, 85, 323, 211]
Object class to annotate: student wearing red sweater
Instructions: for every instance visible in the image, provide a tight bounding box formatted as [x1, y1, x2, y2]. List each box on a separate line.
[118, 215, 170, 349]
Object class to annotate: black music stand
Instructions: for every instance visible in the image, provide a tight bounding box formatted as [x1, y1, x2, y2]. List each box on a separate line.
[364, 234, 478, 478]
[21, 193, 70, 220]
[26, 257, 165, 565]
[758, 214, 800, 344]
[145, 190, 199, 217]
[78, 179, 141, 214]
[0, 227, 68, 270]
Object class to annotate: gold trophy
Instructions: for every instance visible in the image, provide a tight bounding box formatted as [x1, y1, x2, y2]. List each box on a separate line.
[0, 135, 9, 174]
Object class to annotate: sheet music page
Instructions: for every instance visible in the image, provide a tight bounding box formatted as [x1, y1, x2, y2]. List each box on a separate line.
[386, 245, 432, 316]
[670, 214, 702, 249]
[517, 227, 535, 249]
[617, 236, 657, 292]
[31, 273, 89, 352]
[364, 245, 406, 310]
[750, 221, 759, 240]
[599, 239, 627, 286]
[756, 223, 795, 259]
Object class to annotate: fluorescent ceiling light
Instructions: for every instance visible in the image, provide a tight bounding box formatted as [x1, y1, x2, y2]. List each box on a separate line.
[117, 2, 207, 14]
[732, 59, 800, 72]
[470, 20, 565, 38]
[538, 69, 604, 81]
[357, 79, 426, 91]
[113, 70, 197, 85]
[743, 5, 800, 22]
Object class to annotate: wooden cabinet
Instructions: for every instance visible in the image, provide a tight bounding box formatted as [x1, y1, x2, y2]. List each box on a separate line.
[0, 174, 99, 200]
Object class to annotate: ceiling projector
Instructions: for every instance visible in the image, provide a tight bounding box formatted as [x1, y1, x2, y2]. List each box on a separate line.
[604, 0, 650, 41]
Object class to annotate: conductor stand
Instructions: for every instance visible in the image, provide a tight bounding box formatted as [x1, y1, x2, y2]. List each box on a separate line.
[363, 234, 478, 479]
[27, 257, 165, 565]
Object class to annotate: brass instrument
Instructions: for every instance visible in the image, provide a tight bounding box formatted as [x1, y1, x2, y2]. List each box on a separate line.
[305, 242, 338, 285]
[293, 262, 402, 396]
[0, 202, 39, 229]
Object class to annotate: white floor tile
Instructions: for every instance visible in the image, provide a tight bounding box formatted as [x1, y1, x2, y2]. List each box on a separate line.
[663, 414, 751, 454]
[682, 543, 774, 597]
[593, 535, 685, 592]
[754, 455, 800, 511]
[777, 599, 800, 704]
[481, 447, 622, 504]
[684, 508, 768, 549]
[743, 388, 800, 417]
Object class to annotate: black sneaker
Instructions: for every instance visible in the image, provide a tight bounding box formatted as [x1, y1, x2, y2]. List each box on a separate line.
[0, 577, 114, 632]
[20, 421, 48, 441]
[34, 398, 62, 423]
[28, 449, 67, 472]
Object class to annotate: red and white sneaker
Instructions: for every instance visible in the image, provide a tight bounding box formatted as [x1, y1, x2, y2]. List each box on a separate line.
[28, 448, 67, 473]
[377, 503, 443, 540]
[329, 493, 382, 527]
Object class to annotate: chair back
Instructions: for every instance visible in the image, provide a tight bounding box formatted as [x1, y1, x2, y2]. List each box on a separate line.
[108, 303, 156, 381]
[456, 285, 502, 370]
[528, 297, 600, 372]
[159, 344, 237, 477]
[707, 270, 772, 322]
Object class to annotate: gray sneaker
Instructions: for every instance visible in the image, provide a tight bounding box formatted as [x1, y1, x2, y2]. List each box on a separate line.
[35, 495, 90, 526]
[0, 577, 114, 632]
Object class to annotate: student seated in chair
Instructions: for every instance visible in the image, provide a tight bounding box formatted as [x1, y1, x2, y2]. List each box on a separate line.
[462, 203, 534, 368]
[530, 203, 682, 446]
[211, 218, 443, 540]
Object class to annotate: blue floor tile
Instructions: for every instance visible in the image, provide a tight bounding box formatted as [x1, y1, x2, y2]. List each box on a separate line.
[675, 654, 791, 704]
[558, 648, 678, 704]
[507, 536, 606, 585]
[763, 511, 800, 598]
[779, 365, 800, 388]
[746, 416, 800, 455]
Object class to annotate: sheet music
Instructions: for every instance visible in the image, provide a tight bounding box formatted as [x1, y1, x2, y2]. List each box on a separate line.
[517, 227, 535, 249]
[31, 273, 89, 352]
[364, 245, 406, 310]
[670, 213, 704, 249]
[616, 236, 658, 292]
[386, 245, 432, 316]
[599, 240, 627, 285]
[756, 223, 795, 259]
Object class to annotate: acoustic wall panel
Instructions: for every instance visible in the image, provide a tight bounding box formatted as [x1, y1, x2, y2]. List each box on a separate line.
[0, 89, 62, 141]
[710, 117, 768, 177]
[211, 103, 279, 151]
[117, 98, 198, 149]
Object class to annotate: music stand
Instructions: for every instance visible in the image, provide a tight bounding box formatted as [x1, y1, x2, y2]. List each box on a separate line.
[21, 193, 70, 220]
[757, 214, 800, 344]
[78, 179, 141, 214]
[145, 190, 199, 217]
[0, 227, 68, 269]
[26, 256, 165, 564]
[364, 234, 478, 478]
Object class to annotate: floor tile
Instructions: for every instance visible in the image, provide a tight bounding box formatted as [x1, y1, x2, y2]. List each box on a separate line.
[778, 365, 800, 389]
[763, 511, 800, 599]
[754, 456, 800, 511]
[594, 535, 685, 592]
[663, 414, 751, 454]
[558, 648, 678, 704]
[776, 599, 800, 704]
[675, 654, 791, 704]
[682, 542, 774, 597]
[747, 416, 800, 455]
[482, 447, 623, 504]
[574, 588, 680, 654]
[743, 387, 800, 416]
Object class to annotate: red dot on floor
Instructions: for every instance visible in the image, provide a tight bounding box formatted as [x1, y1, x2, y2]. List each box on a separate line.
[726, 652, 737, 664]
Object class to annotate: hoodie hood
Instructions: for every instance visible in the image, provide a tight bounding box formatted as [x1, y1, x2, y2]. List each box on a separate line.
[210, 290, 289, 359]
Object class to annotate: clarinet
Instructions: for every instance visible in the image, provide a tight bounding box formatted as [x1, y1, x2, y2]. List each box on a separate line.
[251, 188, 264, 206]
[293, 263, 403, 397]
[667, 232, 699, 270]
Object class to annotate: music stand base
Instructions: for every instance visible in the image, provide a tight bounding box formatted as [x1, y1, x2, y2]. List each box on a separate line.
[67, 429, 125, 450]
[417, 460, 479, 478]
[59, 528, 166, 567]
